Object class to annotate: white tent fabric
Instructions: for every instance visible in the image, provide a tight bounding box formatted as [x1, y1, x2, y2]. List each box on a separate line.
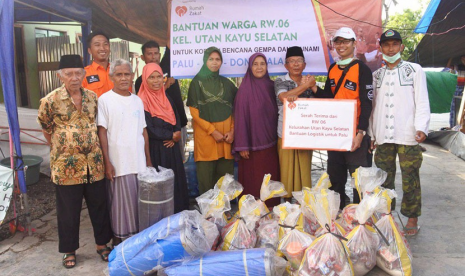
[0, 104, 50, 175]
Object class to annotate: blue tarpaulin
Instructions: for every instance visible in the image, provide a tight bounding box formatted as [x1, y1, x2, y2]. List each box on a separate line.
[414, 0, 441, 34]
[1, 0, 27, 193]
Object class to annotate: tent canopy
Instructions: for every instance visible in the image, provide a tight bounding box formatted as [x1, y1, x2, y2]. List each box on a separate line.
[409, 0, 465, 67]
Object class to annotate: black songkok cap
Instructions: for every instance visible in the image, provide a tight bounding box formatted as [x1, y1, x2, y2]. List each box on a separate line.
[286, 46, 304, 59]
[59, 55, 84, 69]
[380, 29, 403, 43]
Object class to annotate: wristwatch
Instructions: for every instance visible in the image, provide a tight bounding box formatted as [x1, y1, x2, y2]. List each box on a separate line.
[357, 129, 366, 136]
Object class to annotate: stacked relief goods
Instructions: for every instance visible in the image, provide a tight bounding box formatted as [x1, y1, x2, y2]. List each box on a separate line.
[339, 167, 387, 232]
[277, 227, 314, 275]
[110, 169, 415, 276]
[219, 194, 261, 250]
[298, 189, 354, 276]
[196, 173, 243, 234]
[138, 166, 175, 231]
[293, 172, 332, 236]
[256, 174, 287, 250]
[375, 188, 413, 276]
[345, 192, 382, 276]
[108, 210, 219, 276]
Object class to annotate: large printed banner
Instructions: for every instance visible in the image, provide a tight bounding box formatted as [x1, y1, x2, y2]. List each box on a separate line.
[282, 99, 357, 151]
[0, 165, 14, 225]
[170, 0, 330, 78]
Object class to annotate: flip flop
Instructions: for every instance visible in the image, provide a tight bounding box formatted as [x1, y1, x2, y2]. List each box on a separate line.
[403, 225, 420, 236]
[62, 253, 76, 269]
[96, 246, 112, 262]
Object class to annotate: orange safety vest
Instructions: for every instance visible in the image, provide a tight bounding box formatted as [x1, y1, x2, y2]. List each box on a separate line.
[328, 62, 362, 125]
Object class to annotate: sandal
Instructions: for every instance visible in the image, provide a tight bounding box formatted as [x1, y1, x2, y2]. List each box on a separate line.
[96, 246, 112, 262]
[62, 253, 76, 269]
[403, 225, 420, 236]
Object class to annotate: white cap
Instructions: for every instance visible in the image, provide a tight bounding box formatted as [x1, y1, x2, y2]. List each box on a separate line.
[333, 27, 356, 42]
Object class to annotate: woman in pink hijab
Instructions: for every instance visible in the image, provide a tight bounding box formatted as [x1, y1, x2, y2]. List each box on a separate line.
[138, 63, 188, 213]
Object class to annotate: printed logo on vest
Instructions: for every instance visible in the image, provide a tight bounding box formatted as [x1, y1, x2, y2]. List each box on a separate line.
[86, 75, 100, 84]
[344, 79, 357, 91]
[330, 78, 336, 87]
[367, 90, 373, 101]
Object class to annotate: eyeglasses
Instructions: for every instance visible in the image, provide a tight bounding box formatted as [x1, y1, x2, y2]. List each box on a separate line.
[286, 59, 305, 64]
[334, 39, 354, 46]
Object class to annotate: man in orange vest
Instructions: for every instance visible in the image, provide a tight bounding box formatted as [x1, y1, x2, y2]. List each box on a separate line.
[311, 27, 373, 210]
[82, 32, 113, 97]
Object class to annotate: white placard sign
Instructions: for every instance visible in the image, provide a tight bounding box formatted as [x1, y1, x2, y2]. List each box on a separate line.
[170, 0, 330, 78]
[0, 165, 14, 225]
[282, 99, 357, 150]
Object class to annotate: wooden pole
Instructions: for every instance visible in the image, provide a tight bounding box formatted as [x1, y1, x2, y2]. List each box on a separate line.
[167, 0, 172, 48]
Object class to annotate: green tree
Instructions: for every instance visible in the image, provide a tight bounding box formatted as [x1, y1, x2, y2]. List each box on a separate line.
[385, 8, 424, 60]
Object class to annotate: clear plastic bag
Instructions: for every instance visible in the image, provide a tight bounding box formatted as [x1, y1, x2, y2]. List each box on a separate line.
[307, 189, 345, 238]
[345, 192, 381, 276]
[277, 228, 314, 273]
[260, 174, 287, 202]
[196, 188, 231, 232]
[215, 173, 244, 201]
[298, 233, 354, 276]
[339, 204, 358, 232]
[256, 216, 280, 250]
[374, 189, 412, 276]
[219, 194, 260, 250]
[314, 172, 332, 191]
[292, 173, 332, 236]
[138, 166, 175, 231]
[351, 167, 387, 201]
[298, 189, 354, 276]
[273, 202, 304, 241]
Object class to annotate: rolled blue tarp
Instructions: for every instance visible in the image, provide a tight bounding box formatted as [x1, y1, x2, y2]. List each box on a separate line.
[108, 210, 218, 276]
[162, 248, 279, 276]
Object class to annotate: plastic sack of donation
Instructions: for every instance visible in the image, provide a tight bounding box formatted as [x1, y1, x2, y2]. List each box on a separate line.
[273, 202, 304, 241]
[260, 173, 288, 203]
[277, 228, 314, 274]
[161, 248, 287, 276]
[345, 192, 381, 276]
[352, 167, 387, 201]
[255, 217, 280, 250]
[219, 194, 260, 250]
[310, 188, 346, 238]
[138, 166, 174, 231]
[108, 210, 219, 276]
[298, 189, 354, 276]
[215, 173, 243, 201]
[374, 189, 413, 276]
[339, 203, 376, 233]
[196, 188, 231, 232]
[293, 173, 332, 235]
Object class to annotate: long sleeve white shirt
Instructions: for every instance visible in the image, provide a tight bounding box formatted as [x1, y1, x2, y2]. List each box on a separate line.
[368, 61, 430, 146]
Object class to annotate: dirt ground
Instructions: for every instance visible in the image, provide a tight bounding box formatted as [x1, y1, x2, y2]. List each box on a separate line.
[0, 173, 55, 241]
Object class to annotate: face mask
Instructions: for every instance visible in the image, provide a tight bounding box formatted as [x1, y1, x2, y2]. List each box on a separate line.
[337, 57, 354, 66]
[382, 52, 401, 64]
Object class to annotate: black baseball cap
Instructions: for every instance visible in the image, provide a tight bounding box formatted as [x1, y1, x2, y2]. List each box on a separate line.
[380, 29, 402, 43]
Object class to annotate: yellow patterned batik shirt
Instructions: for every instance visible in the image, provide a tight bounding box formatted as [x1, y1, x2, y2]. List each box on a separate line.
[37, 85, 105, 185]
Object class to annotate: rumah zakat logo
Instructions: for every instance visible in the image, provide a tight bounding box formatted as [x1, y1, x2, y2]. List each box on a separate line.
[175, 6, 188, 17]
[288, 101, 297, 110]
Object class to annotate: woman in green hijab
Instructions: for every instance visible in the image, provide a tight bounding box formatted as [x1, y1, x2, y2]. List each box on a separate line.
[187, 47, 238, 194]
